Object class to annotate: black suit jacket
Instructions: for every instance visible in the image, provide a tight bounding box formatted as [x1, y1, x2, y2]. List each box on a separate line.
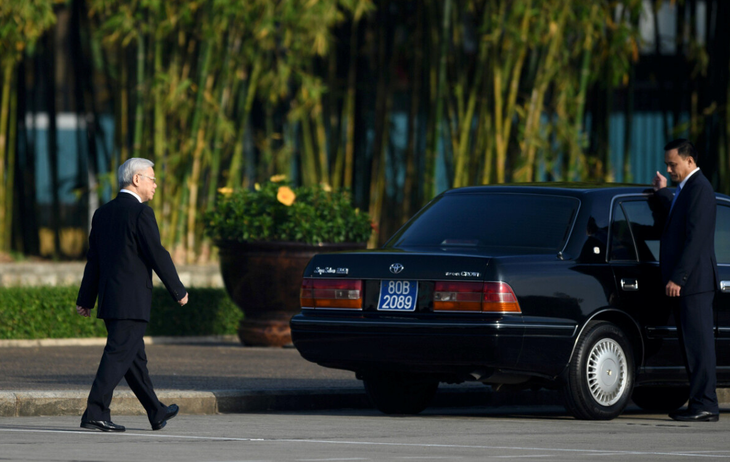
[77, 193, 186, 321]
[655, 170, 718, 296]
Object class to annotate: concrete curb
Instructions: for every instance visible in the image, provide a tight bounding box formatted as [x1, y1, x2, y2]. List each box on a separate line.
[1, 387, 727, 418]
[0, 388, 542, 417]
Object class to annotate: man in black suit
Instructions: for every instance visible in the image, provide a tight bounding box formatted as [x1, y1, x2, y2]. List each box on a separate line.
[76, 158, 189, 432]
[652, 139, 719, 422]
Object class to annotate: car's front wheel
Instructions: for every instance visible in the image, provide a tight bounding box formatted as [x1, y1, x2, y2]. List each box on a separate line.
[363, 375, 439, 415]
[562, 321, 635, 420]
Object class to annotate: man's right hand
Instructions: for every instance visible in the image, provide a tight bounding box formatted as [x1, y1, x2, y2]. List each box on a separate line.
[178, 293, 189, 306]
[76, 306, 91, 317]
[652, 171, 667, 191]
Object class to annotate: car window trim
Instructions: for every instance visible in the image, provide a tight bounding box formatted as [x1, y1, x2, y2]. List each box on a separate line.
[607, 193, 651, 263]
[715, 198, 730, 267]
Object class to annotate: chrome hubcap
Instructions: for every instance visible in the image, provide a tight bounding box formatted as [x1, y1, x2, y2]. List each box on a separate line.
[586, 338, 628, 406]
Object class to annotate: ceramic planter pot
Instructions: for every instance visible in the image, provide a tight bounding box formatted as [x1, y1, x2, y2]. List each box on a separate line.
[217, 240, 366, 346]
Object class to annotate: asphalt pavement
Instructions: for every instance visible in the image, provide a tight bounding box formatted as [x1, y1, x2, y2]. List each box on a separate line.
[0, 337, 728, 419]
[2, 409, 729, 461]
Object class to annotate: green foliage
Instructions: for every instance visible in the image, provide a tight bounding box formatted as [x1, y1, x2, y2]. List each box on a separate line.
[85, 0, 370, 261]
[0, 287, 242, 339]
[0, 0, 56, 67]
[147, 287, 242, 336]
[204, 178, 373, 245]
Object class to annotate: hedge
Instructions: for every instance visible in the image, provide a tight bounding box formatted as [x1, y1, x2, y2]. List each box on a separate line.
[0, 287, 243, 339]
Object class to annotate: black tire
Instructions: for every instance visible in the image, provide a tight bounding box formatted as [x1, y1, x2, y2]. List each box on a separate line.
[562, 322, 636, 420]
[363, 376, 439, 415]
[631, 386, 689, 412]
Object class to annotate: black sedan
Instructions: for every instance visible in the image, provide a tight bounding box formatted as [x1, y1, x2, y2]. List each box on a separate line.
[291, 184, 730, 420]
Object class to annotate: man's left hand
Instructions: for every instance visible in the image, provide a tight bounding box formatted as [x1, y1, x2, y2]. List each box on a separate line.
[665, 280, 681, 297]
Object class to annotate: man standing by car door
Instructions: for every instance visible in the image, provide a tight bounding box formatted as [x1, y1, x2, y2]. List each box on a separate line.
[652, 139, 719, 422]
[76, 157, 189, 432]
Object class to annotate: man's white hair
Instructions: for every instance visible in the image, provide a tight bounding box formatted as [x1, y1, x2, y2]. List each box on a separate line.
[118, 158, 154, 188]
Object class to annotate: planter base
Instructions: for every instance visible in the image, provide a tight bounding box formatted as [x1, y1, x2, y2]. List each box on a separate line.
[237, 317, 292, 347]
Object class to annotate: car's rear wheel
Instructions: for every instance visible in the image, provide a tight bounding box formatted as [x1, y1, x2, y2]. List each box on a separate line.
[631, 386, 689, 412]
[363, 375, 439, 415]
[562, 321, 635, 420]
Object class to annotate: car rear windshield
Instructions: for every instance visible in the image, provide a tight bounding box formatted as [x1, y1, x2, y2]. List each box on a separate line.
[387, 193, 579, 253]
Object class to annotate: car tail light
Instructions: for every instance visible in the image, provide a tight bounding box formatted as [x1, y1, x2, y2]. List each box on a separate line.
[300, 279, 362, 309]
[433, 281, 520, 313]
[481, 282, 521, 312]
[433, 282, 483, 311]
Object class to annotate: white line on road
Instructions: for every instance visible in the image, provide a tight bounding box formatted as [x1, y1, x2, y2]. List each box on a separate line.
[0, 427, 728, 459]
[296, 459, 371, 461]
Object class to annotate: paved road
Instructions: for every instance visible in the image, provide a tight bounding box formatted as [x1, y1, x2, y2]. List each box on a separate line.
[1, 341, 507, 417]
[0, 407, 728, 461]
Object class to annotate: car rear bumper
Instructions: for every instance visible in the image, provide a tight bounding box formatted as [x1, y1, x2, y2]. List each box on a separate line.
[290, 313, 576, 378]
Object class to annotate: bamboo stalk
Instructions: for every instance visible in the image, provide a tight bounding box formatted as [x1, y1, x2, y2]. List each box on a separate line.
[401, 0, 422, 221]
[342, 14, 360, 190]
[501, 4, 531, 165]
[300, 113, 318, 186]
[119, 45, 128, 169]
[314, 100, 329, 185]
[133, 28, 145, 158]
[206, 34, 236, 211]
[227, 60, 260, 189]
[263, 99, 274, 178]
[424, 0, 451, 200]
[453, 8, 491, 188]
[327, 47, 340, 182]
[517, 1, 570, 182]
[481, 101, 494, 184]
[153, 15, 165, 221]
[567, 4, 597, 181]
[187, 125, 205, 263]
[0, 62, 12, 251]
[6, 70, 17, 251]
[623, 64, 635, 183]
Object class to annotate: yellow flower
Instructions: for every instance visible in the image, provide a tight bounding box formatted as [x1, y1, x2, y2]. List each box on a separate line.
[320, 182, 332, 192]
[270, 174, 287, 183]
[277, 186, 296, 206]
[254, 183, 261, 191]
[217, 187, 233, 196]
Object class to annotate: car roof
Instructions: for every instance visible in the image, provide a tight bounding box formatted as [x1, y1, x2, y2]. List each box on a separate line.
[442, 183, 729, 200]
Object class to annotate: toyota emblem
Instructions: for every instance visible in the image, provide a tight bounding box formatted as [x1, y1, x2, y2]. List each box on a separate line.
[389, 263, 404, 274]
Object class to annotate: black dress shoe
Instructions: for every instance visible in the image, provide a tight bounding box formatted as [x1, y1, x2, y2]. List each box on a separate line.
[669, 410, 719, 422]
[80, 420, 126, 432]
[152, 404, 179, 430]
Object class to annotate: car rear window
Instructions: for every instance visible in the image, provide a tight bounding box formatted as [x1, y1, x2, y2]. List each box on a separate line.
[388, 193, 579, 253]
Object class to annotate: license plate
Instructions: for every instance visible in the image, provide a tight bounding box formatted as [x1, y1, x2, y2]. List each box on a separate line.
[377, 280, 418, 312]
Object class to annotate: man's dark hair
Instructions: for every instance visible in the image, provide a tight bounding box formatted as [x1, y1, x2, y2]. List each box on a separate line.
[664, 138, 698, 164]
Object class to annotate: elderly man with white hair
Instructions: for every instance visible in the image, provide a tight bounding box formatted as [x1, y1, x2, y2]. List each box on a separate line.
[76, 157, 189, 432]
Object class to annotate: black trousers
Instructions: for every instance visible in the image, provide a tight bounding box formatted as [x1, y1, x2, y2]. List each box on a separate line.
[82, 319, 167, 424]
[675, 291, 718, 413]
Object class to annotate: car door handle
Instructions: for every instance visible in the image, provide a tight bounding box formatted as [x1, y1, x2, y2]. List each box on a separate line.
[721, 281, 730, 293]
[621, 279, 638, 291]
